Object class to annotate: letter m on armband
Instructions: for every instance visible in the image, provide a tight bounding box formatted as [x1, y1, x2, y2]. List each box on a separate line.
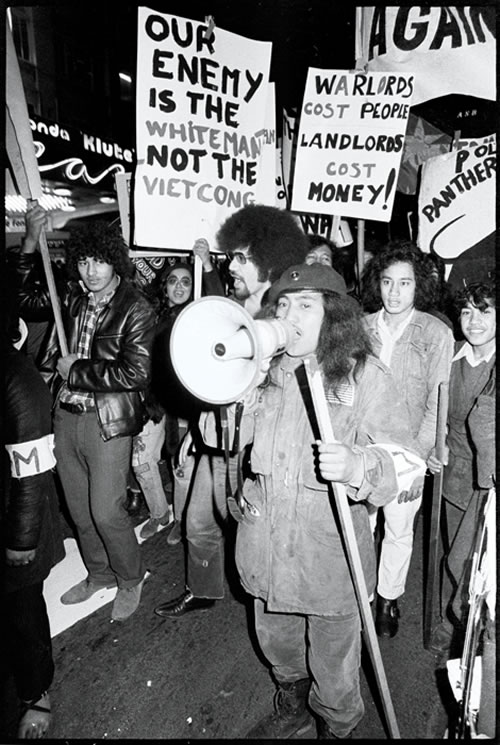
[6, 434, 56, 479]
[12, 446, 40, 477]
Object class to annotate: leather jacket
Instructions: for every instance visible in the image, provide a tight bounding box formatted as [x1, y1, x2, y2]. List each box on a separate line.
[3, 347, 65, 592]
[39, 280, 156, 441]
[8, 250, 66, 322]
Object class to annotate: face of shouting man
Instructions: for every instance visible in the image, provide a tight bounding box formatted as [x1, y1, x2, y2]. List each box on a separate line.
[275, 291, 325, 358]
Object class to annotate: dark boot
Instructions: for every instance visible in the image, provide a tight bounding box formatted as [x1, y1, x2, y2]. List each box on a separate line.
[125, 489, 143, 516]
[245, 678, 313, 739]
[317, 716, 353, 739]
[375, 595, 400, 638]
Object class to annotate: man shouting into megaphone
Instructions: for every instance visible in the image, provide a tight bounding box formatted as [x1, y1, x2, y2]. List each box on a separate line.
[154, 205, 309, 618]
[197, 262, 425, 739]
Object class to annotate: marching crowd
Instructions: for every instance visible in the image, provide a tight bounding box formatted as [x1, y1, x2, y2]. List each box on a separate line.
[2, 202, 495, 739]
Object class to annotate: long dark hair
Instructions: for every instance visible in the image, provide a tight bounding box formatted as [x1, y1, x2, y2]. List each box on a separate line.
[361, 241, 437, 313]
[265, 291, 372, 394]
[317, 292, 372, 391]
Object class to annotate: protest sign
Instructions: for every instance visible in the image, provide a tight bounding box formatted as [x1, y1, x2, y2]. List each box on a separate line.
[281, 108, 297, 206]
[291, 69, 413, 222]
[417, 135, 496, 261]
[115, 172, 131, 245]
[275, 147, 288, 209]
[134, 9, 273, 250]
[254, 83, 277, 207]
[355, 7, 495, 106]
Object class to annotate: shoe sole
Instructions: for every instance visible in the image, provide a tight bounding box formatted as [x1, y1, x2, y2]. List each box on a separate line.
[61, 586, 115, 605]
[154, 607, 214, 619]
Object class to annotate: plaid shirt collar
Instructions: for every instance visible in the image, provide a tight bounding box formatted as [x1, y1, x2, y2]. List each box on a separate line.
[59, 276, 121, 409]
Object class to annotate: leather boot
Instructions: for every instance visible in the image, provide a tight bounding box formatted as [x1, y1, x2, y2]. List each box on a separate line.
[125, 489, 143, 516]
[375, 595, 400, 638]
[245, 678, 313, 738]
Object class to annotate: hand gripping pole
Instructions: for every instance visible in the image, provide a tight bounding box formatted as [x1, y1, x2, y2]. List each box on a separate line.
[304, 356, 400, 739]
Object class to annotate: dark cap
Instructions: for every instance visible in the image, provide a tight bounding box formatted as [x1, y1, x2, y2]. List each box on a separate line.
[268, 263, 348, 305]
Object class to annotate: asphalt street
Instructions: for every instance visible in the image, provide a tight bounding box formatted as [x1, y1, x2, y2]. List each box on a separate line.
[1, 486, 457, 741]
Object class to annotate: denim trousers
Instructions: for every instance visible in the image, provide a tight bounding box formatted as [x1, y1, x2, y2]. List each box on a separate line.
[2, 582, 54, 702]
[185, 452, 238, 599]
[254, 598, 364, 737]
[171, 452, 195, 523]
[132, 416, 169, 520]
[54, 408, 144, 588]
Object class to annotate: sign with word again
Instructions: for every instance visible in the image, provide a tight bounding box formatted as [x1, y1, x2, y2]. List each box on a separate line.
[292, 69, 413, 222]
[134, 9, 273, 250]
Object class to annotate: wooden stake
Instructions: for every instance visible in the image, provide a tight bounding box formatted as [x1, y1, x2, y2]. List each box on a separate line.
[304, 356, 401, 739]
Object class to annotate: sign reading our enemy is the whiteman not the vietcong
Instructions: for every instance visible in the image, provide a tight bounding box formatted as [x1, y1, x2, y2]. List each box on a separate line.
[133, 8, 273, 251]
[291, 69, 413, 222]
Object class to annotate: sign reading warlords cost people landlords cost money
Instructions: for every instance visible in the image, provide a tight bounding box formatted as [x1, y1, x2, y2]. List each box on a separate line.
[134, 8, 273, 250]
[292, 70, 413, 222]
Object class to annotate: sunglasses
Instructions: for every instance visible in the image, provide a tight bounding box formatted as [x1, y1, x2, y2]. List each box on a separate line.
[226, 250, 253, 265]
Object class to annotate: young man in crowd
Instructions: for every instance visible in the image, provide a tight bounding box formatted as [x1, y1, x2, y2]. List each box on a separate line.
[361, 242, 454, 638]
[198, 263, 425, 738]
[39, 221, 156, 622]
[154, 204, 308, 618]
[427, 280, 495, 657]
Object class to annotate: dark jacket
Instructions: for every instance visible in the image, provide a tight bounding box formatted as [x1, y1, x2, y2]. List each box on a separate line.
[39, 279, 156, 441]
[2, 348, 65, 593]
[8, 250, 67, 366]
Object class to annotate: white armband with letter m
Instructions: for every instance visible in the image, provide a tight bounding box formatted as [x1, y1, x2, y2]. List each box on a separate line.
[5, 434, 56, 479]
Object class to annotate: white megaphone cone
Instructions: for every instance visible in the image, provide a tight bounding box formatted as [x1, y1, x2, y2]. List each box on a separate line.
[170, 297, 296, 405]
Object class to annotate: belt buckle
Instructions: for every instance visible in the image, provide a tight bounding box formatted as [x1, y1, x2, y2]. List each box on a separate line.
[74, 402, 85, 414]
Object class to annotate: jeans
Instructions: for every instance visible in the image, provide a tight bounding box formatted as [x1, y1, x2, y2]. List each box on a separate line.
[254, 598, 364, 737]
[368, 493, 422, 600]
[132, 416, 169, 519]
[185, 452, 238, 599]
[2, 582, 54, 702]
[171, 452, 195, 523]
[54, 408, 144, 588]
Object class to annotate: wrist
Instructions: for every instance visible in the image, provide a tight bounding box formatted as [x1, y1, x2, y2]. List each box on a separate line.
[349, 451, 365, 487]
[21, 237, 38, 254]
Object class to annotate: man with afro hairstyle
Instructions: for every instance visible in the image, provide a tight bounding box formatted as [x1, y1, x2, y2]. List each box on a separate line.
[39, 220, 156, 622]
[154, 205, 309, 619]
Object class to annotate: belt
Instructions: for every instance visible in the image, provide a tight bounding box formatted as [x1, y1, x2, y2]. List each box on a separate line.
[59, 401, 94, 415]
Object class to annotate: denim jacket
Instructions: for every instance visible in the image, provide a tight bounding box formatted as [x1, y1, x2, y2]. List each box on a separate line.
[363, 310, 454, 459]
[200, 353, 424, 615]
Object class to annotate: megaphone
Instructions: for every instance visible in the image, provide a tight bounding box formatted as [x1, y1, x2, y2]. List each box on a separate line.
[170, 296, 295, 404]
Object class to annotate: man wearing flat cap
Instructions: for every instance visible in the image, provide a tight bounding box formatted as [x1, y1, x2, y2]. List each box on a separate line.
[200, 263, 425, 739]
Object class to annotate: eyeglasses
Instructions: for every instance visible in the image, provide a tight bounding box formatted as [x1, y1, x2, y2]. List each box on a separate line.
[166, 276, 192, 288]
[226, 250, 252, 265]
